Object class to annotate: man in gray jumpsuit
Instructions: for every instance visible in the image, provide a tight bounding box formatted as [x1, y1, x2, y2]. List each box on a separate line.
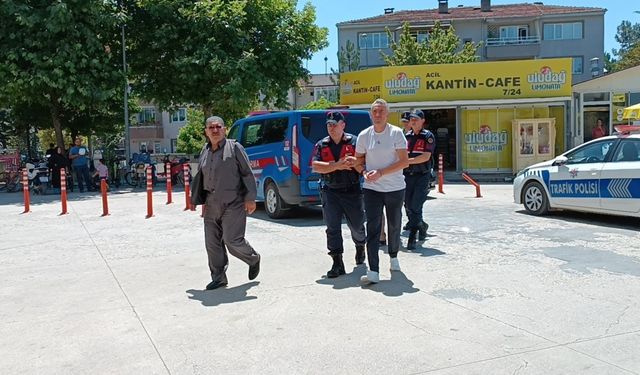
[198, 116, 261, 290]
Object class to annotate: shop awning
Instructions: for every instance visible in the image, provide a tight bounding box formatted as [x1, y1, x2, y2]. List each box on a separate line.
[622, 103, 640, 120]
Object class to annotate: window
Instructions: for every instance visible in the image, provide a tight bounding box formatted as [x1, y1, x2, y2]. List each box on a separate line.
[566, 140, 616, 164]
[241, 117, 289, 147]
[544, 22, 582, 40]
[415, 30, 429, 44]
[171, 139, 177, 153]
[572, 57, 583, 74]
[170, 108, 187, 123]
[154, 142, 162, 154]
[137, 107, 156, 124]
[313, 87, 339, 102]
[613, 140, 640, 162]
[227, 125, 239, 141]
[301, 112, 372, 143]
[358, 32, 390, 49]
[499, 26, 528, 41]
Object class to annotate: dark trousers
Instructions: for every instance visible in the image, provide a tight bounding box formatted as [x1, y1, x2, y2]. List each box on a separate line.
[404, 174, 429, 230]
[74, 165, 93, 191]
[203, 194, 260, 283]
[320, 188, 366, 255]
[363, 188, 404, 272]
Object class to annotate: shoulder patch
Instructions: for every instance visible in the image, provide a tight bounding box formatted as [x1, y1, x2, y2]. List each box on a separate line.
[427, 137, 434, 144]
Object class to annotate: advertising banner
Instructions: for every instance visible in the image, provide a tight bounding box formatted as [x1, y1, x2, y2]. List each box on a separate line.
[340, 58, 572, 105]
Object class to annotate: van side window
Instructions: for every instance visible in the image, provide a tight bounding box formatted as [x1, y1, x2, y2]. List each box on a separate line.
[263, 117, 288, 144]
[227, 125, 239, 140]
[243, 121, 264, 147]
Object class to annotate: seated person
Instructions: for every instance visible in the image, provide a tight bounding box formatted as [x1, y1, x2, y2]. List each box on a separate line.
[92, 159, 109, 188]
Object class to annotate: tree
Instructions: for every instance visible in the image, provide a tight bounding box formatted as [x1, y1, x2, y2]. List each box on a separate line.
[0, 1, 126, 148]
[177, 108, 206, 154]
[382, 21, 481, 66]
[616, 43, 640, 71]
[336, 40, 361, 73]
[301, 97, 336, 110]
[128, 0, 328, 120]
[612, 20, 640, 59]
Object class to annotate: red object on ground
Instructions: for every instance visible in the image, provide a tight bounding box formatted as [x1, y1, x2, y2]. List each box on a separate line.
[462, 172, 482, 198]
[60, 168, 68, 215]
[22, 169, 30, 213]
[438, 153, 444, 194]
[101, 179, 109, 216]
[146, 166, 153, 218]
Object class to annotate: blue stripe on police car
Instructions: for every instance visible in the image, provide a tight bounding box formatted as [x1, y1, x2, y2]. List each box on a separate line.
[548, 179, 599, 198]
[600, 178, 640, 199]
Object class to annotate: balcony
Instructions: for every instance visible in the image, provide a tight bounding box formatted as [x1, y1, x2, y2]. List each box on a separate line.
[130, 122, 164, 139]
[485, 36, 541, 59]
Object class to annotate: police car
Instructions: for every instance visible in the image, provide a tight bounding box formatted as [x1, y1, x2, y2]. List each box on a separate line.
[513, 125, 640, 218]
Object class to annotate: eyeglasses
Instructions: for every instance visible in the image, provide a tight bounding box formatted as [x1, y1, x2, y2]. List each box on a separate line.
[326, 122, 340, 127]
[206, 125, 224, 130]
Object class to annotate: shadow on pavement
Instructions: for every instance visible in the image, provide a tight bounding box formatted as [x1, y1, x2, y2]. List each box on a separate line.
[251, 204, 324, 227]
[400, 244, 446, 258]
[362, 271, 420, 297]
[515, 209, 640, 230]
[315, 265, 367, 290]
[186, 281, 259, 307]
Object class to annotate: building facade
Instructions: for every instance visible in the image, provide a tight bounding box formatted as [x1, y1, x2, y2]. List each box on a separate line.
[337, 0, 605, 83]
[129, 105, 188, 155]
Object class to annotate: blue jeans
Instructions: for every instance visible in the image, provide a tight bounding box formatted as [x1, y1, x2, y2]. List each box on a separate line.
[74, 165, 93, 191]
[320, 188, 366, 255]
[363, 189, 404, 272]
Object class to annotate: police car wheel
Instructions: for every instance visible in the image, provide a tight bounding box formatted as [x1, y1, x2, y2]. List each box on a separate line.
[523, 181, 549, 216]
[265, 182, 287, 219]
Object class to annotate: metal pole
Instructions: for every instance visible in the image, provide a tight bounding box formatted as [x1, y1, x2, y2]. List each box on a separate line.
[122, 23, 130, 162]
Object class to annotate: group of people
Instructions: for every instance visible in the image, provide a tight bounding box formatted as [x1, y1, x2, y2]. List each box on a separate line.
[197, 98, 434, 290]
[312, 99, 435, 284]
[45, 137, 108, 193]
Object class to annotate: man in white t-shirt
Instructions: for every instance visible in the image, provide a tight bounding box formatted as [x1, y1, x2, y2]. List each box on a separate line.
[354, 99, 409, 284]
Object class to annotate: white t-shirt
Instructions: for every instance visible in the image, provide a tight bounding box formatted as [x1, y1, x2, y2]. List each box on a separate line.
[356, 123, 407, 192]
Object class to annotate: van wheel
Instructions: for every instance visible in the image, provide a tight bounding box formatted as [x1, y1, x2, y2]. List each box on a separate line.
[265, 182, 288, 219]
[523, 181, 549, 216]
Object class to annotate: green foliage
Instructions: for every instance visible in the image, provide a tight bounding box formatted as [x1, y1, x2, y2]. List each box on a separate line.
[382, 21, 481, 66]
[0, 0, 126, 148]
[128, 0, 328, 119]
[337, 40, 361, 73]
[302, 97, 336, 110]
[616, 43, 640, 71]
[177, 108, 206, 154]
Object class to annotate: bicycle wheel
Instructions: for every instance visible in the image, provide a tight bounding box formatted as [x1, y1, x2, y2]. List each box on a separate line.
[125, 171, 137, 187]
[0, 172, 8, 191]
[6, 174, 20, 192]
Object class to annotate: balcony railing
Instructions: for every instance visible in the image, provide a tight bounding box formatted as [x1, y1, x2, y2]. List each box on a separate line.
[485, 36, 540, 46]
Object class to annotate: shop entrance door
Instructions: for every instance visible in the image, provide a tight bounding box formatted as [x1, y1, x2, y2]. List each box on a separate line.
[424, 108, 456, 170]
[583, 106, 610, 143]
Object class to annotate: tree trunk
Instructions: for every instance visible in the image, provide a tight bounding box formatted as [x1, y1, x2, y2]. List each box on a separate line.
[49, 103, 64, 149]
[202, 104, 213, 125]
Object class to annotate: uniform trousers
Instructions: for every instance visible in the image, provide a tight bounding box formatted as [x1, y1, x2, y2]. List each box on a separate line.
[404, 173, 429, 230]
[320, 187, 366, 255]
[203, 193, 260, 283]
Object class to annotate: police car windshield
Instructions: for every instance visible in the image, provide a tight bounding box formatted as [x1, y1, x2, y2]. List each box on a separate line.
[566, 140, 616, 164]
[301, 113, 373, 143]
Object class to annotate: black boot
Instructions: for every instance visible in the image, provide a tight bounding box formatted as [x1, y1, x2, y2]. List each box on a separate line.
[418, 221, 429, 241]
[407, 229, 417, 250]
[327, 254, 346, 278]
[355, 245, 365, 265]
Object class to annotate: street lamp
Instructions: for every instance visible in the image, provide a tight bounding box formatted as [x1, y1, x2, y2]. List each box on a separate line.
[324, 56, 328, 75]
[361, 33, 369, 69]
[118, 0, 130, 162]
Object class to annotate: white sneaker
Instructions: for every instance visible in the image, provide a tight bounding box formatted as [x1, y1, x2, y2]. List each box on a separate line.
[390, 257, 401, 271]
[360, 271, 379, 284]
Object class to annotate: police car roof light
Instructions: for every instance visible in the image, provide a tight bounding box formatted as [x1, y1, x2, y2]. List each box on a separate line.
[614, 125, 640, 135]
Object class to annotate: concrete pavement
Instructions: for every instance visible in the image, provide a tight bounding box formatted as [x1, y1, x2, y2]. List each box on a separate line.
[1, 184, 639, 374]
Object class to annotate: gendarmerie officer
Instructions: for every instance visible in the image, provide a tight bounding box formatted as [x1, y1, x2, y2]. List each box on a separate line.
[403, 109, 435, 250]
[312, 111, 366, 278]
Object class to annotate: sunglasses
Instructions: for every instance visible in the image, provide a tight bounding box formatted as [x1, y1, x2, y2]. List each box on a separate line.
[206, 125, 224, 130]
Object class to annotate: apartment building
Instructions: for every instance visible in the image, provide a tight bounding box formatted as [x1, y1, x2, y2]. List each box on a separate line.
[129, 104, 188, 155]
[337, 0, 605, 83]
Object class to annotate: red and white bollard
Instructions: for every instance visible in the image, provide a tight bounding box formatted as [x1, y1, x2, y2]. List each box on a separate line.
[183, 164, 191, 211]
[146, 166, 153, 218]
[101, 179, 109, 216]
[438, 153, 445, 194]
[22, 169, 30, 213]
[60, 168, 68, 215]
[165, 162, 172, 205]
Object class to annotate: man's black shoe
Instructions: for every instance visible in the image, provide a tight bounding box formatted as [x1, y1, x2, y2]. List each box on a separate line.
[327, 254, 346, 278]
[419, 222, 429, 241]
[407, 229, 417, 250]
[206, 279, 227, 290]
[248, 259, 260, 280]
[355, 245, 366, 265]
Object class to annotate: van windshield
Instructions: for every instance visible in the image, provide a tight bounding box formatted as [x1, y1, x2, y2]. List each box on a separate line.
[301, 112, 372, 143]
